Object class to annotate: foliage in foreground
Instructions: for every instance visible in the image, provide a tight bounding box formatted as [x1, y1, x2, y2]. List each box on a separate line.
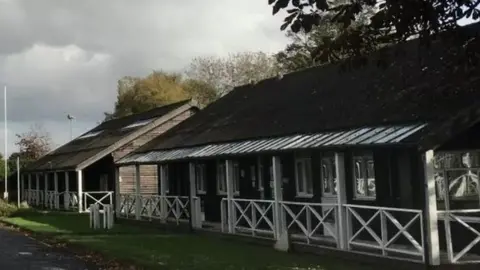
[0, 199, 34, 217]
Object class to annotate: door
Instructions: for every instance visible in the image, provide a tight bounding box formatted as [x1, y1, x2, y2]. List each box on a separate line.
[320, 155, 338, 238]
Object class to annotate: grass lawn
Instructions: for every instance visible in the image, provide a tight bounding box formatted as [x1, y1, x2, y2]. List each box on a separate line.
[1, 212, 374, 270]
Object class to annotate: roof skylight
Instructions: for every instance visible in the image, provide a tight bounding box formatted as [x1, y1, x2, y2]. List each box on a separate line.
[121, 119, 153, 130]
[77, 130, 103, 139]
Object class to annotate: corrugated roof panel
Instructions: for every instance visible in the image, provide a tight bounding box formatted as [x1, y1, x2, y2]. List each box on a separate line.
[335, 128, 372, 145]
[282, 135, 315, 149]
[118, 124, 427, 164]
[300, 133, 332, 148]
[360, 126, 400, 144]
[269, 136, 303, 150]
[228, 141, 253, 154]
[324, 130, 359, 146]
[241, 140, 266, 153]
[391, 123, 427, 143]
[347, 127, 389, 145]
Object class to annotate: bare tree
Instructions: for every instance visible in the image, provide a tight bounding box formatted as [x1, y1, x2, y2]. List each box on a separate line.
[15, 123, 53, 161]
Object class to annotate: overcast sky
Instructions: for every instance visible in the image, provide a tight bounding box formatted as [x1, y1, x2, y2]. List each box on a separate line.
[0, 0, 288, 156]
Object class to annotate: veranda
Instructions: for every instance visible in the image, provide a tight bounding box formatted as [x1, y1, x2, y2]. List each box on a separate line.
[115, 137, 480, 267]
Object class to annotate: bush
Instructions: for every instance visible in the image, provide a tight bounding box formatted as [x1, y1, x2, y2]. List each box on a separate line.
[0, 199, 19, 217]
[0, 199, 35, 217]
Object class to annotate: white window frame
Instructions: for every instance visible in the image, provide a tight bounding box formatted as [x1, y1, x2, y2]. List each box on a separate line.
[295, 154, 313, 198]
[216, 161, 240, 196]
[321, 154, 337, 197]
[353, 153, 376, 200]
[195, 164, 207, 195]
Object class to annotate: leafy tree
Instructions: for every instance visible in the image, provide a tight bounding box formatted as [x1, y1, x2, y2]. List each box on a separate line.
[276, 8, 375, 72]
[186, 52, 281, 96]
[270, 0, 480, 63]
[15, 123, 53, 163]
[106, 71, 218, 120]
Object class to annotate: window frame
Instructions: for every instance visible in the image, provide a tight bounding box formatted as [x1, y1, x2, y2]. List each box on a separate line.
[195, 163, 207, 195]
[295, 154, 313, 198]
[216, 161, 240, 196]
[352, 153, 376, 200]
[321, 154, 337, 197]
[161, 165, 170, 195]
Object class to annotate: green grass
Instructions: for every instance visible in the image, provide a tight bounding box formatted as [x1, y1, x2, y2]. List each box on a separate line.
[1, 212, 373, 270]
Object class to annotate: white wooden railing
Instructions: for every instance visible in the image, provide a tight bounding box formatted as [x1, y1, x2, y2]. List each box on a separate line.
[58, 191, 78, 210]
[83, 191, 113, 212]
[438, 209, 480, 264]
[25, 189, 43, 206]
[119, 193, 136, 218]
[281, 201, 339, 246]
[221, 198, 276, 238]
[45, 191, 57, 209]
[119, 194, 198, 224]
[345, 204, 425, 262]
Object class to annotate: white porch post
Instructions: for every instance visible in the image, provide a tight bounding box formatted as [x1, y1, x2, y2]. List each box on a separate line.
[189, 162, 201, 229]
[114, 166, 120, 218]
[225, 159, 235, 233]
[159, 164, 167, 221]
[54, 172, 59, 209]
[44, 173, 49, 208]
[77, 170, 83, 213]
[335, 152, 348, 250]
[64, 172, 70, 210]
[35, 173, 40, 206]
[20, 174, 25, 202]
[423, 150, 440, 265]
[27, 174, 32, 204]
[135, 164, 141, 220]
[272, 155, 288, 251]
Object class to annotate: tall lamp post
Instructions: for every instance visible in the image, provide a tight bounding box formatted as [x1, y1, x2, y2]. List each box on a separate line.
[3, 86, 8, 201]
[67, 114, 75, 141]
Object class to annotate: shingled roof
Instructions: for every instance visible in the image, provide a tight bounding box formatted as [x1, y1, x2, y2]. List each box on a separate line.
[129, 23, 480, 158]
[25, 99, 196, 172]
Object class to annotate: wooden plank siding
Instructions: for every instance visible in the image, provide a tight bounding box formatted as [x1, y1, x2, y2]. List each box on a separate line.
[113, 108, 196, 194]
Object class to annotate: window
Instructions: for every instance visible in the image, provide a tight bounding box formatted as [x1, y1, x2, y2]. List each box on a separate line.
[216, 161, 240, 195]
[162, 165, 170, 194]
[233, 162, 240, 195]
[321, 155, 337, 196]
[195, 164, 206, 194]
[295, 155, 313, 197]
[353, 153, 376, 200]
[217, 162, 227, 194]
[434, 152, 480, 201]
[258, 163, 264, 191]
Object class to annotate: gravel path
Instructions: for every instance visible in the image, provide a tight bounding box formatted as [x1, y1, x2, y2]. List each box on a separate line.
[0, 227, 96, 270]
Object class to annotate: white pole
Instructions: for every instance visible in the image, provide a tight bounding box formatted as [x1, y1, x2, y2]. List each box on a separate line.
[3, 86, 7, 201]
[16, 156, 20, 207]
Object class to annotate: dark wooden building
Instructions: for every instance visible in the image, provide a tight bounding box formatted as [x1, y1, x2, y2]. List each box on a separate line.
[21, 100, 198, 212]
[116, 24, 480, 267]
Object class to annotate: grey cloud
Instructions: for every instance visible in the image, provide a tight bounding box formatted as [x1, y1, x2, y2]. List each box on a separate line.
[0, 0, 288, 152]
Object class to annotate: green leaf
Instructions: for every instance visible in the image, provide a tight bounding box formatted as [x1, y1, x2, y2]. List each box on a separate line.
[281, 21, 290, 31]
[287, 8, 297, 14]
[273, 0, 289, 15]
[315, 0, 328, 10]
[292, 0, 300, 7]
[268, 0, 276, 5]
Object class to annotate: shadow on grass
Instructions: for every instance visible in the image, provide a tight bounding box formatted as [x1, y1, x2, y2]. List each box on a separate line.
[3, 212, 378, 270]
[3, 211, 164, 235]
[62, 233, 375, 270]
